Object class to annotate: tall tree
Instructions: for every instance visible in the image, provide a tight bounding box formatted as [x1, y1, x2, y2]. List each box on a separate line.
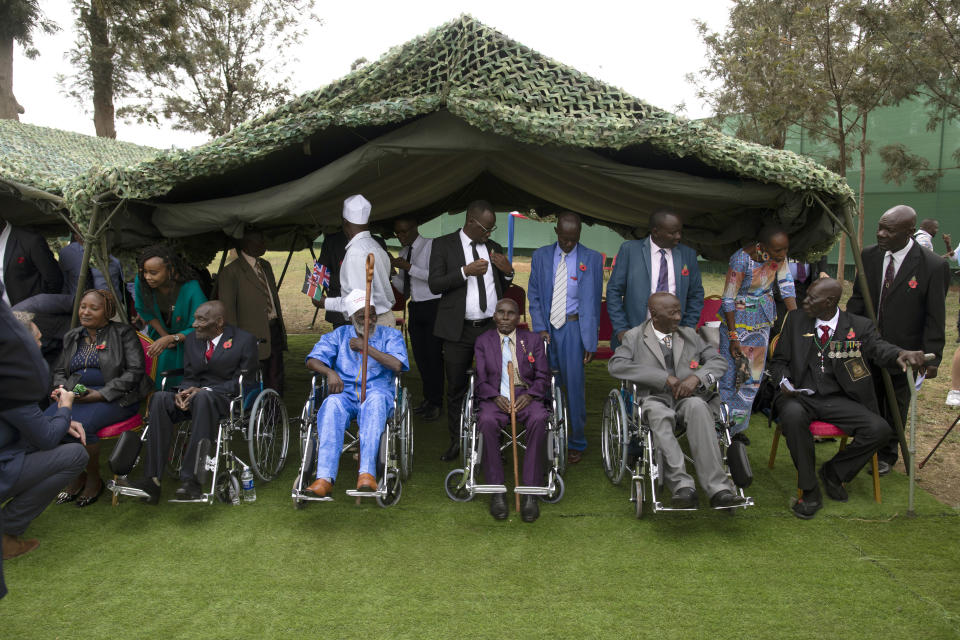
[124, 0, 318, 137]
[0, 0, 57, 120]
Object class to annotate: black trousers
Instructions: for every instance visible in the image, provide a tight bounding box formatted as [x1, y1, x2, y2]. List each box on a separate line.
[775, 392, 893, 490]
[409, 299, 444, 408]
[260, 318, 285, 396]
[442, 319, 493, 441]
[145, 390, 229, 482]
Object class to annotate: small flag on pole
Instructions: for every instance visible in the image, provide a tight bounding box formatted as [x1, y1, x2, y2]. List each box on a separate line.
[302, 262, 330, 298]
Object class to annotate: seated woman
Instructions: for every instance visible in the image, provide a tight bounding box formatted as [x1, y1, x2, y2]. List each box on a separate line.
[134, 244, 207, 390]
[50, 290, 153, 507]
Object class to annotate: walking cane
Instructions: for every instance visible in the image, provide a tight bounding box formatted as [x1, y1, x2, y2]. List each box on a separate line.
[357, 253, 374, 503]
[508, 361, 521, 513]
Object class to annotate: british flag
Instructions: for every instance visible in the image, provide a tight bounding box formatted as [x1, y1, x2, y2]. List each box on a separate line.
[302, 262, 330, 298]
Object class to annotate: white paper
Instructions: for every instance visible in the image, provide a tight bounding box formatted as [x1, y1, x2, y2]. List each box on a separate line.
[914, 372, 926, 391]
[781, 378, 815, 396]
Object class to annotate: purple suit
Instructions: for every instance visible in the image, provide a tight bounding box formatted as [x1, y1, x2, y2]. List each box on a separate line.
[474, 328, 550, 486]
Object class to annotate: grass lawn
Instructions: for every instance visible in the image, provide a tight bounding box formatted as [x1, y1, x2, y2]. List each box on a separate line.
[3, 253, 959, 638]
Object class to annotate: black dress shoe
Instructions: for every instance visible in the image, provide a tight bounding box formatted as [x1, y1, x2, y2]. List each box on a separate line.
[175, 480, 202, 500]
[119, 477, 161, 505]
[421, 404, 441, 422]
[709, 489, 747, 508]
[489, 493, 508, 520]
[412, 399, 430, 415]
[670, 487, 698, 509]
[791, 496, 823, 519]
[521, 495, 540, 522]
[877, 460, 892, 476]
[818, 463, 848, 502]
[440, 442, 460, 461]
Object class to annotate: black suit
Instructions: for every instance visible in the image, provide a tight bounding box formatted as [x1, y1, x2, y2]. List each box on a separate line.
[428, 231, 511, 440]
[770, 310, 903, 490]
[143, 325, 258, 482]
[2, 224, 63, 307]
[846, 241, 950, 464]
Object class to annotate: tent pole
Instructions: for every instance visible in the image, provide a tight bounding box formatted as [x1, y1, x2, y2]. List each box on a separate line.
[71, 204, 102, 328]
[97, 233, 128, 324]
[276, 233, 299, 289]
[308, 242, 319, 328]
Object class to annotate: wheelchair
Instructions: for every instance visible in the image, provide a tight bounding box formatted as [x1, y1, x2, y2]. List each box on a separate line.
[291, 373, 411, 508]
[107, 369, 290, 505]
[601, 380, 753, 517]
[443, 366, 568, 504]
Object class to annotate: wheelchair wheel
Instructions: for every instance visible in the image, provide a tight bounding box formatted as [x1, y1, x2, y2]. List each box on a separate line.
[552, 383, 569, 477]
[601, 390, 629, 485]
[633, 477, 644, 519]
[214, 469, 240, 504]
[444, 469, 473, 502]
[376, 471, 402, 508]
[398, 388, 413, 481]
[247, 388, 290, 482]
[541, 470, 565, 504]
[166, 422, 190, 480]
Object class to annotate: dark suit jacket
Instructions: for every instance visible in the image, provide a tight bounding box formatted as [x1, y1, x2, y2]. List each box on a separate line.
[769, 310, 902, 414]
[0, 293, 50, 411]
[846, 242, 950, 367]
[180, 325, 259, 397]
[215, 256, 286, 361]
[0, 405, 71, 498]
[53, 322, 152, 407]
[428, 231, 511, 342]
[474, 328, 549, 401]
[2, 224, 63, 306]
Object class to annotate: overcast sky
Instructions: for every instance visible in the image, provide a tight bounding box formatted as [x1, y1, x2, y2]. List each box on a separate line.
[12, 1, 731, 150]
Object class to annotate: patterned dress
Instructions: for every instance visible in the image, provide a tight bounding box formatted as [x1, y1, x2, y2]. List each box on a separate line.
[718, 249, 795, 434]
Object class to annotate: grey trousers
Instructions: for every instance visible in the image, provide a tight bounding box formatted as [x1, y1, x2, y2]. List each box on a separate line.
[1, 443, 88, 536]
[642, 395, 733, 497]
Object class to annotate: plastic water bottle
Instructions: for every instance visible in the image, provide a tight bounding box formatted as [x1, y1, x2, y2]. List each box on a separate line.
[241, 467, 256, 503]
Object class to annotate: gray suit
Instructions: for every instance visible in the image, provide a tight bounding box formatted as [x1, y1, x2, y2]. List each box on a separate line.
[608, 320, 733, 497]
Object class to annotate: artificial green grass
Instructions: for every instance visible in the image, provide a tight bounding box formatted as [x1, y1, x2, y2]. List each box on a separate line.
[2, 334, 959, 639]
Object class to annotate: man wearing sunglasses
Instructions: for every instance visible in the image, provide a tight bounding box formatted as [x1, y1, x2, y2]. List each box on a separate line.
[429, 200, 515, 461]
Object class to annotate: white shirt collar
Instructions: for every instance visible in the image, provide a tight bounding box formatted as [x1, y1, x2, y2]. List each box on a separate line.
[887, 238, 913, 262]
[209, 332, 224, 348]
[650, 238, 672, 255]
[240, 250, 258, 268]
[814, 308, 840, 334]
[652, 326, 673, 342]
[346, 230, 372, 248]
[459, 229, 474, 247]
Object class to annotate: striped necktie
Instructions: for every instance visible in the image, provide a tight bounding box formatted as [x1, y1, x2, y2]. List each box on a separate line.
[550, 253, 567, 329]
[500, 335, 512, 397]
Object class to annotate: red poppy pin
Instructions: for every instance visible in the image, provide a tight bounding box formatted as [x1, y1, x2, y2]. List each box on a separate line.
[95, 342, 107, 351]
[527, 353, 535, 363]
[223, 339, 233, 349]
[689, 360, 700, 369]
[908, 276, 918, 289]
[579, 262, 586, 272]
[681, 264, 689, 276]
[846, 328, 855, 339]
[175, 316, 182, 324]
[16, 256, 24, 264]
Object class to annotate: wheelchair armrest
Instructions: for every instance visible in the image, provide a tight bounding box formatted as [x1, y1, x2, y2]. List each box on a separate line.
[159, 368, 185, 379]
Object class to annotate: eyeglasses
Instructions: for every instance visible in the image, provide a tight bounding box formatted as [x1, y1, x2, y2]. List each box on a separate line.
[473, 218, 497, 234]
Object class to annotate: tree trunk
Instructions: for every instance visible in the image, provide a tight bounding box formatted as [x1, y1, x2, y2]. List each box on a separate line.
[86, 1, 116, 138]
[835, 105, 848, 283]
[0, 35, 22, 120]
[858, 113, 868, 247]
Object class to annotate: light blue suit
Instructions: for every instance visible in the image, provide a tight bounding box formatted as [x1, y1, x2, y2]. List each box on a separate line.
[528, 242, 603, 451]
[606, 238, 704, 348]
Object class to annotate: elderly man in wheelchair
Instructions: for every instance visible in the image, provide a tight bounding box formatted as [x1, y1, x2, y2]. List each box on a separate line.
[114, 301, 259, 504]
[302, 290, 408, 500]
[606, 292, 749, 513]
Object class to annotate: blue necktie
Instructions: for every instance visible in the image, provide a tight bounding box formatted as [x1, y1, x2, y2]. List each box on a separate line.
[500, 335, 512, 398]
[656, 249, 669, 292]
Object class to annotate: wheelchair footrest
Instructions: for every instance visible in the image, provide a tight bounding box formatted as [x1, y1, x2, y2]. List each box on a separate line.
[652, 502, 699, 512]
[106, 479, 150, 500]
[345, 489, 380, 498]
[712, 496, 754, 510]
[471, 484, 507, 494]
[292, 491, 333, 502]
[168, 496, 214, 504]
[514, 485, 550, 496]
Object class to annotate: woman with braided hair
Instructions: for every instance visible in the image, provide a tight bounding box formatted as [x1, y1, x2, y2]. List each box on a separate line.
[133, 244, 208, 389]
[47, 290, 152, 507]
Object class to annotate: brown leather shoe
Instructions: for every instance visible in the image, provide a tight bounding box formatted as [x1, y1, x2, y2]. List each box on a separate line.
[567, 450, 583, 464]
[2, 534, 40, 560]
[357, 473, 377, 491]
[305, 478, 332, 497]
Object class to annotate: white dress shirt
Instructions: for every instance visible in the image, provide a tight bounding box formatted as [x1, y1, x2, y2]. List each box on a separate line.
[881, 238, 914, 291]
[814, 308, 840, 342]
[324, 231, 396, 315]
[459, 230, 498, 320]
[649, 238, 676, 295]
[390, 234, 440, 302]
[0, 221, 10, 305]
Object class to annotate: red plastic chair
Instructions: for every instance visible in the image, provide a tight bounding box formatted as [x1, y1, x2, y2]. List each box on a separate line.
[696, 295, 723, 330]
[504, 284, 529, 331]
[594, 300, 614, 360]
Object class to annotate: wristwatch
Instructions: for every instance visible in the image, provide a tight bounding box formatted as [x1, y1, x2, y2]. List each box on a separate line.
[173, 334, 182, 343]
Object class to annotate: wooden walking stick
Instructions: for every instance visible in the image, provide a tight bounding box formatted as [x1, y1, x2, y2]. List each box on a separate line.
[508, 361, 521, 512]
[357, 253, 375, 503]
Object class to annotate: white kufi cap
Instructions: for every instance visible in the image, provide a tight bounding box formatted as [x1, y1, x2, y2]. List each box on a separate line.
[342, 194, 371, 224]
[343, 289, 370, 318]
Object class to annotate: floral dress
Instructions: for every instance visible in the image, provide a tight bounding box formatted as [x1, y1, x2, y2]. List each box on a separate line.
[718, 249, 795, 434]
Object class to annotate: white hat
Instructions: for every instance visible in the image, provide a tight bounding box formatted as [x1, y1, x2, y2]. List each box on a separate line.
[342, 194, 371, 224]
[343, 289, 370, 318]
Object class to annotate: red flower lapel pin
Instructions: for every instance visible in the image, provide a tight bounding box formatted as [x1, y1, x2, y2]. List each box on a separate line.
[681, 264, 690, 276]
[846, 328, 855, 339]
[579, 262, 586, 272]
[16, 256, 24, 264]
[95, 342, 107, 350]
[908, 276, 918, 289]
[689, 360, 700, 369]
[223, 339, 233, 349]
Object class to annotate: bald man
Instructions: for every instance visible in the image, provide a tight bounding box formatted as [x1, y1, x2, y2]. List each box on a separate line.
[120, 301, 259, 503]
[847, 205, 950, 474]
[772, 278, 925, 518]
